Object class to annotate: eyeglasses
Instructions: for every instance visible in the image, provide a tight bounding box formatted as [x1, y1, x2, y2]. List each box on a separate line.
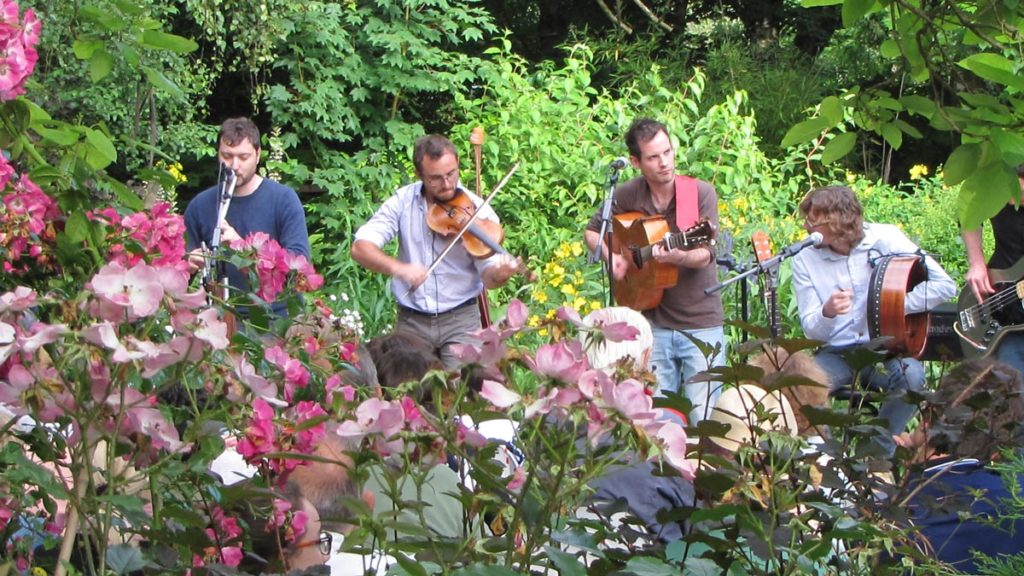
[423, 168, 459, 187]
[293, 531, 333, 556]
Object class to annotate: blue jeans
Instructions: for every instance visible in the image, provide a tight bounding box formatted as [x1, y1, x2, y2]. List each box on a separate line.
[650, 325, 726, 424]
[995, 333, 1024, 377]
[814, 346, 924, 434]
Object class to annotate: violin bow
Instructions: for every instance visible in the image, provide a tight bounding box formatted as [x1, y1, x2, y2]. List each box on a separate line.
[471, 127, 493, 328]
[404, 160, 521, 296]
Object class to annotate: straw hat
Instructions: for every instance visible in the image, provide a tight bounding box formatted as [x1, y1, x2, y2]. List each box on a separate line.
[580, 306, 653, 371]
[707, 384, 798, 452]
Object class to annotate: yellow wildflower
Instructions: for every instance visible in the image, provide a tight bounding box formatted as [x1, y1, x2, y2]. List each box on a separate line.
[573, 296, 586, 310]
[560, 283, 577, 297]
[909, 164, 929, 180]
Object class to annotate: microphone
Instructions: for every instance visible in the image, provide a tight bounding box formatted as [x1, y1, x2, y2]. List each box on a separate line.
[780, 232, 824, 256]
[608, 157, 628, 171]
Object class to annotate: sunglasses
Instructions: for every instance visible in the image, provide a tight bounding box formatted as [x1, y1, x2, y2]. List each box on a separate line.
[293, 530, 333, 556]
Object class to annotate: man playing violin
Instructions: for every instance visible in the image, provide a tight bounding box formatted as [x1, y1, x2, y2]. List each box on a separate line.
[351, 134, 520, 369]
[584, 118, 725, 425]
[790, 185, 955, 446]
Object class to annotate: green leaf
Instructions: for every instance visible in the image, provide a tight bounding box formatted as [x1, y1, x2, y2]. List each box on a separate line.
[992, 129, 1024, 168]
[106, 544, 150, 575]
[72, 37, 103, 59]
[450, 565, 519, 576]
[544, 546, 586, 576]
[943, 143, 982, 186]
[959, 165, 1018, 230]
[879, 39, 900, 59]
[33, 124, 78, 145]
[84, 129, 116, 165]
[819, 96, 844, 125]
[64, 211, 90, 244]
[781, 117, 833, 148]
[142, 66, 184, 99]
[842, 0, 876, 27]
[900, 95, 937, 119]
[892, 119, 922, 139]
[622, 556, 680, 576]
[822, 131, 857, 164]
[140, 30, 198, 54]
[958, 53, 1024, 90]
[801, 0, 843, 6]
[880, 122, 902, 149]
[108, 178, 144, 212]
[90, 49, 114, 82]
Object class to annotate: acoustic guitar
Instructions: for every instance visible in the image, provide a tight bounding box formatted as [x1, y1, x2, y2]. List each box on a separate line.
[955, 257, 1024, 357]
[610, 214, 715, 310]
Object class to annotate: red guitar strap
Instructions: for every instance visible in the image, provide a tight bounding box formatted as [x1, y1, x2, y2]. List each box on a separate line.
[674, 175, 699, 230]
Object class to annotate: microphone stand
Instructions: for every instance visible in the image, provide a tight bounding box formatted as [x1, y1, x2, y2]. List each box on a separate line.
[705, 243, 801, 297]
[204, 164, 237, 304]
[589, 167, 621, 307]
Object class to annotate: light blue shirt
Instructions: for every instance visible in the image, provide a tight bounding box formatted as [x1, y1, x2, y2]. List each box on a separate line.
[791, 223, 957, 347]
[354, 182, 501, 313]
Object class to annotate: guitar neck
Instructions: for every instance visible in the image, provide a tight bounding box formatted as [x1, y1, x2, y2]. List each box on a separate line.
[768, 288, 780, 340]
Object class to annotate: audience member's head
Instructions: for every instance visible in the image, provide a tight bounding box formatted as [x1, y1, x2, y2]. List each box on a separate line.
[579, 306, 653, 371]
[746, 347, 831, 437]
[288, 433, 358, 531]
[919, 359, 1024, 461]
[234, 481, 330, 574]
[705, 384, 798, 454]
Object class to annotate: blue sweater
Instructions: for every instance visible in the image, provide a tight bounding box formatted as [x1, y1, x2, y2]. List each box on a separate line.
[184, 178, 310, 315]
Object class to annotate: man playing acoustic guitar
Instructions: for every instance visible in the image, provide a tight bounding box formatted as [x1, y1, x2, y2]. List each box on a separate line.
[791, 185, 956, 447]
[960, 163, 1024, 374]
[584, 118, 725, 425]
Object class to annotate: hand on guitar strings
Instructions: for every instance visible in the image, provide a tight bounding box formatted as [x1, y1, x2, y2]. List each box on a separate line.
[964, 262, 995, 302]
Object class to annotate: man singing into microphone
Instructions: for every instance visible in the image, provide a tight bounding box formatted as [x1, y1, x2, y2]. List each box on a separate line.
[184, 117, 310, 317]
[584, 117, 725, 425]
[790, 185, 955, 443]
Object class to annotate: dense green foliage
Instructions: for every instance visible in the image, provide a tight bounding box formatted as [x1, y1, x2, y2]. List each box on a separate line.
[5, 0, 1023, 574]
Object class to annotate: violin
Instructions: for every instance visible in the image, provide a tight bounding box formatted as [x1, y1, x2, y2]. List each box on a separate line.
[426, 190, 507, 258]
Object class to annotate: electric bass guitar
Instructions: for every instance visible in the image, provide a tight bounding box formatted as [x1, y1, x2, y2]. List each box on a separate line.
[610, 214, 715, 310]
[954, 257, 1024, 357]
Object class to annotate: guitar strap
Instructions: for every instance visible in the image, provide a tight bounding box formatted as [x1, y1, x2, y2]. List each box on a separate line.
[674, 175, 699, 230]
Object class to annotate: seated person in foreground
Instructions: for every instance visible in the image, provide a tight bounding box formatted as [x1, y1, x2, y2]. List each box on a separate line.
[895, 359, 1024, 572]
[790, 185, 956, 439]
[583, 306, 695, 544]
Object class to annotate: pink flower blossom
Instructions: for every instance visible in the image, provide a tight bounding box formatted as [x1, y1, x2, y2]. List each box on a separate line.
[480, 379, 521, 408]
[88, 262, 165, 320]
[237, 398, 278, 461]
[525, 340, 588, 383]
[650, 420, 695, 481]
[232, 354, 280, 403]
[0, 286, 35, 312]
[504, 298, 528, 329]
[0, 0, 40, 100]
[194, 308, 229, 349]
[506, 466, 526, 492]
[593, 320, 640, 343]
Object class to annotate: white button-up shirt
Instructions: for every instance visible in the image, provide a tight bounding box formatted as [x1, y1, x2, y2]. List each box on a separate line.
[791, 223, 957, 347]
[354, 182, 501, 313]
